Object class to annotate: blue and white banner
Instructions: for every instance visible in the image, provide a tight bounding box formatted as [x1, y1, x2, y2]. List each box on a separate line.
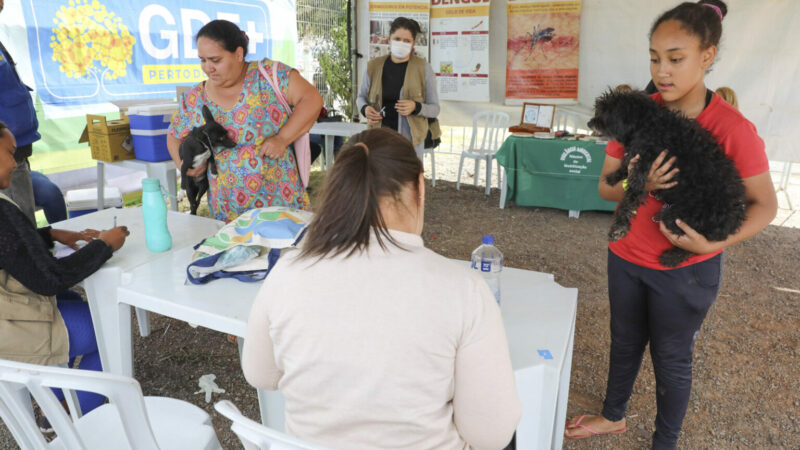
[14, 0, 297, 108]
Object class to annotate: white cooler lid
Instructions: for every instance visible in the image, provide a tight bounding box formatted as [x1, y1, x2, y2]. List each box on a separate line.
[128, 103, 178, 116]
[65, 187, 123, 209]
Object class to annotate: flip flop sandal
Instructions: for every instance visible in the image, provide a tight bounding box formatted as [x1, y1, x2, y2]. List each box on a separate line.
[565, 415, 627, 439]
[33, 405, 54, 435]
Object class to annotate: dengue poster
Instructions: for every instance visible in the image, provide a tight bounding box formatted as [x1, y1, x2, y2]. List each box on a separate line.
[368, 0, 430, 60]
[505, 0, 581, 101]
[430, 0, 490, 101]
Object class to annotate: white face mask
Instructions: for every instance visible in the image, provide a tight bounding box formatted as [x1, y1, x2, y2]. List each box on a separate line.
[390, 41, 413, 59]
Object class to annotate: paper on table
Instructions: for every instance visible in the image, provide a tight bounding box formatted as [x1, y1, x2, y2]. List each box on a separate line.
[537, 105, 554, 128]
[55, 246, 76, 258]
[54, 242, 88, 258]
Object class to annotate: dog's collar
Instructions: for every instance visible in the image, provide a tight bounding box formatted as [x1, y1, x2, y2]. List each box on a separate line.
[200, 130, 215, 153]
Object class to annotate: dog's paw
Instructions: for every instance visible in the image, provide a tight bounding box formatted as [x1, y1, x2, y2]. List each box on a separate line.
[659, 248, 692, 267]
[608, 224, 629, 242]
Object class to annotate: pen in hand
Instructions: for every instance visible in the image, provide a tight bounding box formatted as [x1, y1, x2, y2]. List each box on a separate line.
[113, 215, 117, 228]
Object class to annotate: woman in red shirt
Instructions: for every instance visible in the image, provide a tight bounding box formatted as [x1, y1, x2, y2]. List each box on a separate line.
[564, 1, 777, 448]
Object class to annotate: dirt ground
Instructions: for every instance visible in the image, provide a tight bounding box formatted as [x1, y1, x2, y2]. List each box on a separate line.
[1, 162, 799, 449]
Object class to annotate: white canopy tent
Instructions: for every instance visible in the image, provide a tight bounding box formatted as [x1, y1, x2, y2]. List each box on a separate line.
[355, 0, 800, 162]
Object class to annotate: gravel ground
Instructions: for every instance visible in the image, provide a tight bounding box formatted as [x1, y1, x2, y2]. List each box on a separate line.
[1, 151, 798, 449]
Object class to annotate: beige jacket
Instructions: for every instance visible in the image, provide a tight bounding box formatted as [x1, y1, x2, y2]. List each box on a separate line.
[361, 54, 442, 148]
[0, 193, 69, 365]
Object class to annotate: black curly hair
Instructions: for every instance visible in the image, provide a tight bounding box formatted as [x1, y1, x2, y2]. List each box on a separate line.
[651, 1, 727, 50]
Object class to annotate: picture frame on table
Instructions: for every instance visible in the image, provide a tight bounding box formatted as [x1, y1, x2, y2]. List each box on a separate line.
[519, 103, 555, 132]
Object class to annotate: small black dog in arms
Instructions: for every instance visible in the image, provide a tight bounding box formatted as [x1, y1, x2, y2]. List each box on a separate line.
[180, 105, 236, 215]
[589, 90, 746, 267]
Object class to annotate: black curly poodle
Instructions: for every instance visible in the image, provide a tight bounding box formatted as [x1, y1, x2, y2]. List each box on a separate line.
[588, 89, 746, 267]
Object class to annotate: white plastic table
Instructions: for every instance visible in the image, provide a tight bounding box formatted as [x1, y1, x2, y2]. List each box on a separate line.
[96, 159, 179, 211]
[53, 207, 224, 376]
[310, 122, 367, 170]
[115, 248, 577, 448]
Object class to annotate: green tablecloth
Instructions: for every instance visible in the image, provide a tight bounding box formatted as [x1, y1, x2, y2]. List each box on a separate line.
[495, 136, 618, 211]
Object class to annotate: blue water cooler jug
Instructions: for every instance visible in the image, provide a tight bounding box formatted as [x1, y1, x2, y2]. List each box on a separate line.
[141, 178, 172, 252]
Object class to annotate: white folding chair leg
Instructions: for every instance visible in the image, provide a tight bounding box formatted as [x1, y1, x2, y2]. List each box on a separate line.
[54, 363, 83, 420]
[776, 161, 794, 210]
[496, 159, 502, 190]
[473, 159, 479, 187]
[0, 385, 39, 450]
[485, 157, 492, 195]
[456, 153, 466, 190]
[500, 167, 508, 209]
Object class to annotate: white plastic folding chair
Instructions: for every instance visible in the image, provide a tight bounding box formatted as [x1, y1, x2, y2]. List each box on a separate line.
[456, 111, 511, 195]
[0, 358, 221, 450]
[214, 400, 329, 450]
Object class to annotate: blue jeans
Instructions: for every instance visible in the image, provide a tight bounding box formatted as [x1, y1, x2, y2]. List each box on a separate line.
[30, 171, 66, 224]
[52, 291, 105, 413]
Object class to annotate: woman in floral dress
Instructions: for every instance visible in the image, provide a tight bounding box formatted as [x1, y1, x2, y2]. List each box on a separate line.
[168, 19, 321, 222]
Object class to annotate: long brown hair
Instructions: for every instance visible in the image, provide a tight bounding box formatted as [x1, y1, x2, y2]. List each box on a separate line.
[300, 128, 423, 259]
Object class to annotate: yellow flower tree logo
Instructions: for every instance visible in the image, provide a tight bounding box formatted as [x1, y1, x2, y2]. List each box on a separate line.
[50, 0, 136, 80]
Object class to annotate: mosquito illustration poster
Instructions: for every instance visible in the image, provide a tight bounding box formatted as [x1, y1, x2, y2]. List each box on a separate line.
[505, 0, 581, 100]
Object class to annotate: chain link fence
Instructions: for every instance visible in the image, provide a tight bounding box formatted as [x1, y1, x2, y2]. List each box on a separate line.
[296, 0, 350, 113]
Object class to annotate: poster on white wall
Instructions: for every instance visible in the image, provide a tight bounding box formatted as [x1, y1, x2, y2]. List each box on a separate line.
[430, 0, 490, 101]
[505, 0, 581, 101]
[368, 0, 429, 60]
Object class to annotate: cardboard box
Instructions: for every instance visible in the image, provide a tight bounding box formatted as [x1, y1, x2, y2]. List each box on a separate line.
[79, 114, 135, 162]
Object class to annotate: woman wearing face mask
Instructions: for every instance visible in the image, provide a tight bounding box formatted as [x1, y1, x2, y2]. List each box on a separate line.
[356, 17, 441, 162]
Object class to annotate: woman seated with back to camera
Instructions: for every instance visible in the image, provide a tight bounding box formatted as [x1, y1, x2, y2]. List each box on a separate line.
[242, 127, 521, 449]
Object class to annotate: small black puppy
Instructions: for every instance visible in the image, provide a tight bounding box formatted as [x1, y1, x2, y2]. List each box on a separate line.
[180, 105, 236, 215]
[588, 90, 746, 267]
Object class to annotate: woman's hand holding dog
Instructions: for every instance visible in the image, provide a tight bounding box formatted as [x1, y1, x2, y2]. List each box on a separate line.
[259, 134, 289, 160]
[183, 160, 208, 178]
[659, 219, 723, 255]
[632, 150, 680, 192]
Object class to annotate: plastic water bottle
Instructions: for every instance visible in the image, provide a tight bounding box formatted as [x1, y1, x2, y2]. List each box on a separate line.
[471, 235, 503, 304]
[141, 178, 172, 252]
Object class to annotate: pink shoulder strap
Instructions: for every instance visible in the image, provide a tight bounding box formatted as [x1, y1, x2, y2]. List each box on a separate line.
[258, 61, 311, 188]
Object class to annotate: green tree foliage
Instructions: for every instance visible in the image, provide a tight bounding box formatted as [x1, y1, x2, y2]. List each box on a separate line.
[297, 0, 353, 118]
[314, 25, 353, 117]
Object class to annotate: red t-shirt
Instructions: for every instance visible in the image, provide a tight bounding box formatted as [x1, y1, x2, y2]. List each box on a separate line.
[604, 92, 769, 270]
